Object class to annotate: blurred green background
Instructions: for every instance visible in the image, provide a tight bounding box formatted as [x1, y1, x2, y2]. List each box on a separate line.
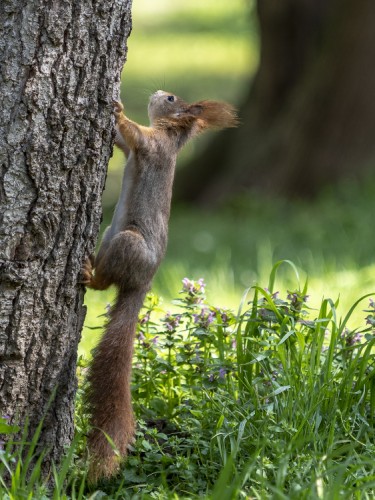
[81, 0, 375, 354]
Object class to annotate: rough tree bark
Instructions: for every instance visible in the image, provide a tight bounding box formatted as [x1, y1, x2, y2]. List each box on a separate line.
[0, 0, 132, 471]
[175, 0, 375, 204]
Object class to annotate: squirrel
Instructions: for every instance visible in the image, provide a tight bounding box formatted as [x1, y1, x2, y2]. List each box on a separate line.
[82, 90, 238, 481]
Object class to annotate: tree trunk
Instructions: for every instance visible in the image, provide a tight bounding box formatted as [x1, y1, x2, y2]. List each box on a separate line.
[0, 0, 131, 471]
[175, 0, 375, 204]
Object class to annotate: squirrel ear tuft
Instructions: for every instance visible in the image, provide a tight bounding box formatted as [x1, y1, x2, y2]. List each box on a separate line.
[187, 104, 204, 116]
[191, 101, 239, 129]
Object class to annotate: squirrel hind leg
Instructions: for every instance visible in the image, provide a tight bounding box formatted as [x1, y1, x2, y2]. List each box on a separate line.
[81, 256, 111, 291]
[94, 229, 157, 290]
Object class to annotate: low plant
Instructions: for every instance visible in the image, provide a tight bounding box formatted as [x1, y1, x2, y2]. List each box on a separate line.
[1, 262, 375, 499]
[0, 414, 86, 499]
[84, 261, 375, 498]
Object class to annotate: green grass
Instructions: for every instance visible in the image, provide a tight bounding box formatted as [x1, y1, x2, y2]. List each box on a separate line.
[87, 175, 375, 354]
[3, 269, 375, 498]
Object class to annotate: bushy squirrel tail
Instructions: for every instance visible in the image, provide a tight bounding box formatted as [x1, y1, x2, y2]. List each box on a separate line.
[85, 287, 147, 482]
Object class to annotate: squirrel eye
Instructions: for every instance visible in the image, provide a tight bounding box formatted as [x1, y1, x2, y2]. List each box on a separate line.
[167, 95, 175, 102]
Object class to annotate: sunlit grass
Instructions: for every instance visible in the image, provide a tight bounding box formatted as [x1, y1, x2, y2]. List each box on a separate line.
[81, 262, 375, 361]
[79, 270, 375, 498]
[5, 268, 375, 498]
[133, 0, 253, 23]
[88, 168, 375, 355]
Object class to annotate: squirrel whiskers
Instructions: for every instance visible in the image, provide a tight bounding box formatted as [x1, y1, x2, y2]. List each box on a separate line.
[82, 90, 238, 482]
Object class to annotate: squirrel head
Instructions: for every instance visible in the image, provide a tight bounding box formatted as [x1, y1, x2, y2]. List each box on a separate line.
[148, 90, 238, 134]
[148, 90, 188, 124]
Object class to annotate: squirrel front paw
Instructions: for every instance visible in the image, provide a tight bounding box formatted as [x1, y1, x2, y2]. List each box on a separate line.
[81, 255, 96, 287]
[113, 100, 124, 119]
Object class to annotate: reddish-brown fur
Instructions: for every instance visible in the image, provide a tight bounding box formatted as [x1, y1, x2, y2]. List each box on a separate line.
[82, 91, 237, 482]
[84, 284, 146, 482]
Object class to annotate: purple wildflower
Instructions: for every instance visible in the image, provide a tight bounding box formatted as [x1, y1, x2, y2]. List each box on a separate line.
[191, 353, 203, 365]
[341, 328, 362, 346]
[182, 277, 194, 293]
[218, 368, 226, 379]
[193, 308, 216, 329]
[162, 312, 182, 332]
[182, 277, 205, 294]
[138, 331, 145, 341]
[181, 278, 206, 304]
[352, 333, 362, 344]
[139, 311, 151, 325]
[215, 307, 230, 326]
[287, 291, 309, 304]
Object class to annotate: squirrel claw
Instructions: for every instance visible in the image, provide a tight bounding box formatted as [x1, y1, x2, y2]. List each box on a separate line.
[113, 100, 124, 116]
[81, 257, 95, 287]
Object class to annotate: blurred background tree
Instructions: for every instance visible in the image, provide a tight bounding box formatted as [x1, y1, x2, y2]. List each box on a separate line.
[175, 0, 375, 204]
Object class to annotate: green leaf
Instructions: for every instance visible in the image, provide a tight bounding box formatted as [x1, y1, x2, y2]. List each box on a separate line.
[268, 385, 291, 397]
[0, 422, 20, 434]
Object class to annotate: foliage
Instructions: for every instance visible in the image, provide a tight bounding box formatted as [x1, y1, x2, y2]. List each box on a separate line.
[102, 265, 374, 499]
[5, 264, 374, 498]
[160, 176, 375, 312]
[93, 174, 375, 330]
[0, 414, 86, 499]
